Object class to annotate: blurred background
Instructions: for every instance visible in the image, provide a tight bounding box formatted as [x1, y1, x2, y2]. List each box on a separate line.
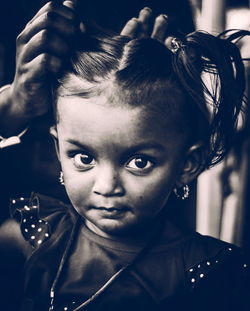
[190, 0, 250, 256]
[0, 0, 249, 251]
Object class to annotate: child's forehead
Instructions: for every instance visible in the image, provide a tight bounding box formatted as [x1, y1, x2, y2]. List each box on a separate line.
[57, 81, 189, 144]
[57, 92, 188, 152]
[57, 76, 188, 130]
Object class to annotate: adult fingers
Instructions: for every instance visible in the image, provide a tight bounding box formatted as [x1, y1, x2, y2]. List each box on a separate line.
[138, 7, 152, 37]
[28, 1, 75, 25]
[26, 53, 62, 78]
[13, 53, 62, 117]
[22, 29, 70, 63]
[151, 14, 169, 42]
[17, 11, 76, 45]
[120, 18, 140, 38]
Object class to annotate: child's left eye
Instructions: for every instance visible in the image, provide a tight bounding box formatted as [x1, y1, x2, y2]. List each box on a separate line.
[126, 156, 154, 172]
[73, 153, 96, 170]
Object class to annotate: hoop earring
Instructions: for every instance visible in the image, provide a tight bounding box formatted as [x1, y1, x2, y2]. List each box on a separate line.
[173, 185, 190, 200]
[59, 171, 64, 185]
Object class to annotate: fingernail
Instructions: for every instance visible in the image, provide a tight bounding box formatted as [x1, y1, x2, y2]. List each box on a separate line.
[142, 7, 152, 12]
[161, 14, 168, 21]
[63, 1, 75, 9]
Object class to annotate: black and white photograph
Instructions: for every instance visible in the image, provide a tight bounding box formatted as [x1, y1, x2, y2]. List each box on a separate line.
[0, 0, 249, 310]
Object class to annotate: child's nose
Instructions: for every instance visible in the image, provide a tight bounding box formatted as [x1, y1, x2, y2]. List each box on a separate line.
[92, 165, 125, 196]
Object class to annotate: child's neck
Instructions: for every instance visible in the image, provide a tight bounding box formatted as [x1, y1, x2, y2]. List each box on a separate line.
[85, 217, 165, 247]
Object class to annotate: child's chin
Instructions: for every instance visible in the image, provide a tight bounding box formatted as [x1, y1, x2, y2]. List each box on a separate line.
[86, 218, 138, 238]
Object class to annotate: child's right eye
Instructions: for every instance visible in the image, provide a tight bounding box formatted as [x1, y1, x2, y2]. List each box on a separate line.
[73, 153, 96, 170]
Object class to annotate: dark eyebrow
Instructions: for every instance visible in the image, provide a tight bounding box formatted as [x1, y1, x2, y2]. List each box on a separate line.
[65, 139, 95, 154]
[126, 143, 166, 153]
[66, 139, 85, 147]
[65, 139, 165, 154]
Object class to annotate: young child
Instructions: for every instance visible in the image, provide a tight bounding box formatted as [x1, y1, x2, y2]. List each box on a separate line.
[10, 22, 250, 311]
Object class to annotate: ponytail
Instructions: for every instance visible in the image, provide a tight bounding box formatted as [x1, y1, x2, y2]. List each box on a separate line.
[170, 30, 249, 168]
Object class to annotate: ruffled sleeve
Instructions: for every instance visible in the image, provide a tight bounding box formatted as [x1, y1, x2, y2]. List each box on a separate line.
[10, 193, 76, 249]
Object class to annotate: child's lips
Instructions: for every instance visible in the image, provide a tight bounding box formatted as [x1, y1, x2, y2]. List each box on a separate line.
[90, 205, 130, 217]
[95, 206, 129, 211]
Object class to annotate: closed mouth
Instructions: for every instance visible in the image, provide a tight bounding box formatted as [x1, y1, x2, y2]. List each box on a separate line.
[91, 206, 129, 213]
[96, 206, 128, 211]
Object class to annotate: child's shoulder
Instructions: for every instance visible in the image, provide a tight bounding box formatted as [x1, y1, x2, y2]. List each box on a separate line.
[172, 231, 249, 300]
[160, 220, 243, 264]
[181, 231, 241, 266]
[182, 232, 247, 278]
[157, 221, 249, 292]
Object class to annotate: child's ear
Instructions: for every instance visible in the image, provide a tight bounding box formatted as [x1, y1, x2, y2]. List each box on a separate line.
[50, 125, 60, 162]
[176, 142, 207, 187]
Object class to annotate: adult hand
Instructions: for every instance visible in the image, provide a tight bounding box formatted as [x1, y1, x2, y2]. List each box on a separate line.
[0, 0, 82, 135]
[120, 7, 169, 43]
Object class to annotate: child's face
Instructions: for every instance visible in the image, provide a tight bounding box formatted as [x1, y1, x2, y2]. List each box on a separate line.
[55, 92, 187, 238]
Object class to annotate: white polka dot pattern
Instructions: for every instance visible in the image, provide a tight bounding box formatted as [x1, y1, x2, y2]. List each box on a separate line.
[10, 197, 51, 248]
[187, 246, 249, 289]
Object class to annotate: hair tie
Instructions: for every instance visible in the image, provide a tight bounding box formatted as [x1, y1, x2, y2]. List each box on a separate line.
[165, 36, 185, 54]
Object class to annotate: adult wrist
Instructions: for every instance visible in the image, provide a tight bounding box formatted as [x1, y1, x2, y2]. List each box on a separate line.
[0, 84, 30, 139]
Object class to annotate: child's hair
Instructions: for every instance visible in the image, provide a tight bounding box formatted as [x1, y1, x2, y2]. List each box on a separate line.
[55, 30, 249, 172]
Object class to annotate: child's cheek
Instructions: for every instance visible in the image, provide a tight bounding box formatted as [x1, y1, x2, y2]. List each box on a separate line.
[63, 173, 92, 211]
[129, 179, 173, 214]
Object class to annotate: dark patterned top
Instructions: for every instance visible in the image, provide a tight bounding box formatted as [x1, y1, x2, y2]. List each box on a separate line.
[10, 193, 250, 311]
